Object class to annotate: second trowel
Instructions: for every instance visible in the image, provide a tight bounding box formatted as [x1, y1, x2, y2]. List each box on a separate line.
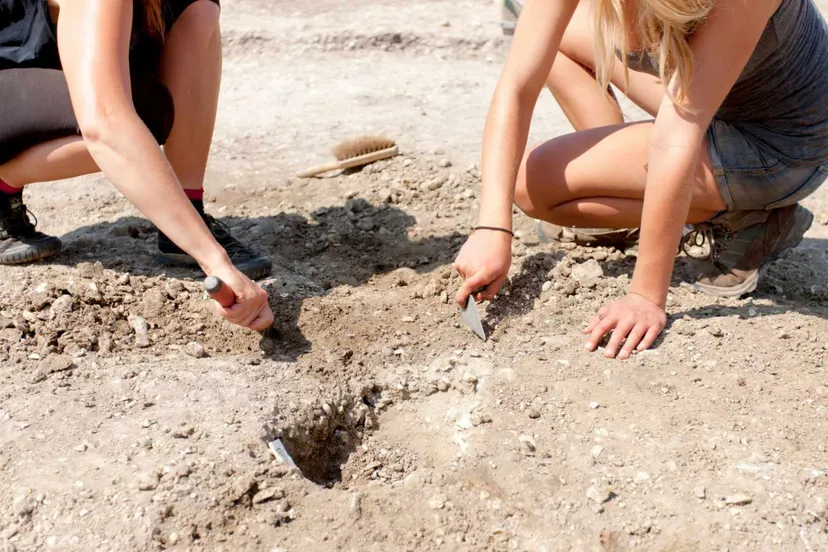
[460, 291, 487, 341]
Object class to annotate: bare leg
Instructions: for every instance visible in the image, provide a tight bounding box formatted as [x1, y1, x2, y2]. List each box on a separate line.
[514, 122, 726, 228]
[0, 136, 98, 187]
[157, 0, 222, 192]
[545, 0, 664, 131]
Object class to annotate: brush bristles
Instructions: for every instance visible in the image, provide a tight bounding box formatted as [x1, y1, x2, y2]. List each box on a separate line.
[331, 136, 397, 161]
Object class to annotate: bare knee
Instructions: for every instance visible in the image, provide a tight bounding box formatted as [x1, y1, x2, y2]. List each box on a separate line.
[514, 146, 549, 220]
[171, 0, 221, 41]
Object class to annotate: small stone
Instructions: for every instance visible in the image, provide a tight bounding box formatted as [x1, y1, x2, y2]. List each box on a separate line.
[174, 463, 191, 479]
[526, 407, 541, 419]
[0, 328, 22, 343]
[633, 471, 651, 484]
[183, 342, 206, 359]
[49, 295, 75, 319]
[252, 487, 282, 505]
[590, 445, 605, 459]
[541, 281, 552, 292]
[589, 401, 600, 410]
[424, 175, 448, 191]
[172, 426, 195, 439]
[73, 443, 87, 453]
[777, 330, 790, 340]
[560, 280, 580, 296]
[429, 494, 447, 510]
[356, 218, 375, 231]
[694, 486, 706, 499]
[392, 268, 416, 287]
[724, 494, 753, 506]
[571, 259, 604, 284]
[42, 355, 74, 374]
[519, 435, 536, 452]
[708, 327, 724, 338]
[587, 484, 612, 504]
[438, 158, 452, 168]
[45, 536, 57, 547]
[349, 492, 363, 519]
[137, 472, 160, 491]
[128, 315, 151, 348]
[439, 290, 449, 304]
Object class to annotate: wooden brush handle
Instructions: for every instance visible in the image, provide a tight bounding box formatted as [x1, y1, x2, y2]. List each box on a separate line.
[296, 146, 399, 178]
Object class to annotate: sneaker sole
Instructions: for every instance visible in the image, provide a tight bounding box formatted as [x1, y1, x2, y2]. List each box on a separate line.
[693, 206, 813, 298]
[0, 240, 63, 265]
[536, 220, 640, 247]
[157, 252, 273, 281]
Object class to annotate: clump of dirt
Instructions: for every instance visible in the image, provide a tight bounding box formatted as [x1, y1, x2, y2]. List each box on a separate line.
[0, 261, 262, 364]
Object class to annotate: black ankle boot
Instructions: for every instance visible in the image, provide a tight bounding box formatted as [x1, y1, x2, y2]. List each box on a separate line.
[0, 192, 62, 265]
[156, 201, 272, 281]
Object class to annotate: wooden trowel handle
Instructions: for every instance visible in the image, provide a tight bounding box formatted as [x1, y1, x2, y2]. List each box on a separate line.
[204, 276, 236, 308]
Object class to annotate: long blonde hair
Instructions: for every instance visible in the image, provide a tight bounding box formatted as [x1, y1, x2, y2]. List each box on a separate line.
[593, 0, 714, 102]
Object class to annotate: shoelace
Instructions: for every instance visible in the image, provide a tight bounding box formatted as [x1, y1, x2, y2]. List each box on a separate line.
[202, 214, 258, 260]
[0, 205, 39, 239]
[680, 224, 733, 261]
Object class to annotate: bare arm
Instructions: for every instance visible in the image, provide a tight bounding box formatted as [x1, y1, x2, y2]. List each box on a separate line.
[630, 0, 780, 307]
[55, 0, 229, 273]
[479, 0, 579, 230]
[54, 0, 273, 331]
[455, 0, 579, 304]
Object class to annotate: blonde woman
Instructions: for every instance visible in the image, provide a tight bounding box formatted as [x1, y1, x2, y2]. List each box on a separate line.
[0, 0, 273, 330]
[455, 0, 828, 359]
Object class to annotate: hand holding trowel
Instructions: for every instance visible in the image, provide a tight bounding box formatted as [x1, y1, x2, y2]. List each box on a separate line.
[453, 226, 514, 342]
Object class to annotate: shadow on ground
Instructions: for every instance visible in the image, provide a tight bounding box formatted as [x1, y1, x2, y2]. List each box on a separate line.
[48, 199, 467, 361]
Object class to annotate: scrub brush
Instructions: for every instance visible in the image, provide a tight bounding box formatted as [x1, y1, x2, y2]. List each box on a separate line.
[296, 136, 398, 178]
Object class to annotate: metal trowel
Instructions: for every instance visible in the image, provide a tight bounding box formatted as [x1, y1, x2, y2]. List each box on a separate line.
[460, 287, 487, 341]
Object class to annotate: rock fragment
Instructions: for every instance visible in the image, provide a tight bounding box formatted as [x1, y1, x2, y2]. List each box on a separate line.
[587, 484, 612, 504]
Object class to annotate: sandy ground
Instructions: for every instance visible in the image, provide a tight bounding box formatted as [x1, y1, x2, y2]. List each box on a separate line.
[2, 1, 828, 551]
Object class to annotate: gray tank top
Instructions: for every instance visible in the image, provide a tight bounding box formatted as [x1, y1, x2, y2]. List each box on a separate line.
[623, 0, 828, 167]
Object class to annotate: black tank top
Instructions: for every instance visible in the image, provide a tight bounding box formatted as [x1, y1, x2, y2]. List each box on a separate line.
[0, 0, 58, 68]
[0, 0, 167, 71]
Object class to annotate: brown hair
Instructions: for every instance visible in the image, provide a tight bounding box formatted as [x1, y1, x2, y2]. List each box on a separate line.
[139, 0, 165, 40]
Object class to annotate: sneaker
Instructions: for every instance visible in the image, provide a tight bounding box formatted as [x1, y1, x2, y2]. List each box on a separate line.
[681, 204, 813, 298]
[0, 192, 62, 265]
[501, 0, 524, 35]
[157, 211, 272, 281]
[537, 220, 640, 248]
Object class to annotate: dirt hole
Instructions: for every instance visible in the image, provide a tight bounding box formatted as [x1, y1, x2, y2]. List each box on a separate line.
[268, 385, 382, 487]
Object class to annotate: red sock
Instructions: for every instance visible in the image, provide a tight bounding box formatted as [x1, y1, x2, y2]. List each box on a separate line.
[0, 178, 21, 195]
[184, 188, 204, 201]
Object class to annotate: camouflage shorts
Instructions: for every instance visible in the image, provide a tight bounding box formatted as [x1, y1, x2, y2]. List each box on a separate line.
[501, 0, 524, 36]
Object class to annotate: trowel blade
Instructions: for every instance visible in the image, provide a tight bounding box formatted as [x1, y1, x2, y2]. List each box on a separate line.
[460, 297, 487, 341]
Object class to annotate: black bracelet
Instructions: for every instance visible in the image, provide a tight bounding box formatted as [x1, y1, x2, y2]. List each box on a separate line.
[473, 225, 514, 237]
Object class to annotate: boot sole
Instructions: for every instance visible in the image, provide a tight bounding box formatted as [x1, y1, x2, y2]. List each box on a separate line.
[157, 252, 273, 282]
[693, 206, 813, 298]
[0, 240, 63, 265]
